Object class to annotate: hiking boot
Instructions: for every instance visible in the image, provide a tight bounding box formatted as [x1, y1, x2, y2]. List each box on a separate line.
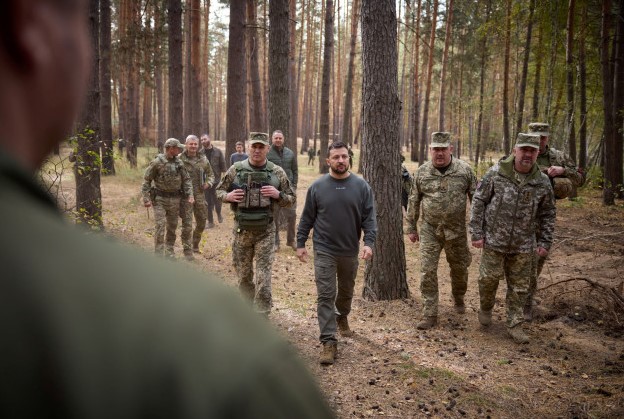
[523, 304, 533, 322]
[507, 325, 529, 344]
[337, 315, 354, 337]
[417, 316, 438, 330]
[319, 342, 337, 365]
[206, 222, 215, 229]
[478, 310, 492, 326]
[217, 214, 223, 223]
[454, 296, 466, 314]
[184, 252, 195, 261]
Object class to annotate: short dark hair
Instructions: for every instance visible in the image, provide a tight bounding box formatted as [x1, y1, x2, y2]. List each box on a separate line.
[327, 141, 348, 157]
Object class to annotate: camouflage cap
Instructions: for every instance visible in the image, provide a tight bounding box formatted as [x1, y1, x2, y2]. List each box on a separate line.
[249, 132, 269, 145]
[515, 133, 540, 149]
[430, 132, 451, 148]
[528, 122, 550, 137]
[164, 138, 183, 149]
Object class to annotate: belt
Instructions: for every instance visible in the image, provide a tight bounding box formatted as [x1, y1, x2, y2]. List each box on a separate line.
[155, 189, 182, 198]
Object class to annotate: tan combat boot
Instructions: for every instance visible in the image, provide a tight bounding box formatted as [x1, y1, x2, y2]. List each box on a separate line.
[478, 310, 492, 326]
[337, 315, 354, 337]
[507, 325, 529, 344]
[417, 316, 438, 330]
[319, 342, 337, 365]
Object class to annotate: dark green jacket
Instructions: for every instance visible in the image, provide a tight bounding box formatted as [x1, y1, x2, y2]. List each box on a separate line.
[267, 145, 298, 187]
[0, 150, 332, 419]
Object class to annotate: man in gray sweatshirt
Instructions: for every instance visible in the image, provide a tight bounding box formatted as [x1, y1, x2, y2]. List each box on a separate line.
[296, 141, 377, 365]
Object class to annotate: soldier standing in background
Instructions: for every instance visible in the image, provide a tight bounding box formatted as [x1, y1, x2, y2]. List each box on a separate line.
[142, 138, 194, 258]
[470, 133, 556, 344]
[217, 133, 296, 314]
[526, 122, 585, 320]
[202, 133, 227, 228]
[180, 135, 215, 259]
[308, 147, 316, 165]
[267, 130, 299, 251]
[406, 132, 477, 329]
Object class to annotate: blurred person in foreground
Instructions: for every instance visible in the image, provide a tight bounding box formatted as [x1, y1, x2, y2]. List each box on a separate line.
[0, 0, 333, 417]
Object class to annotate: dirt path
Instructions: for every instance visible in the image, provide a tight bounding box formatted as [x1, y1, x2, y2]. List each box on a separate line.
[101, 153, 624, 419]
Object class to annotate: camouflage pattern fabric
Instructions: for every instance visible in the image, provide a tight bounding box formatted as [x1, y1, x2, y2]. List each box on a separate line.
[141, 154, 193, 201]
[232, 223, 277, 313]
[153, 195, 182, 257]
[478, 249, 535, 328]
[419, 222, 471, 317]
[406, 158, 477, 240]
[180, 151, 214, 252]
[537, 145, 584, 191]
[406, 158, 475, 317]
[470, 155, 556, 253]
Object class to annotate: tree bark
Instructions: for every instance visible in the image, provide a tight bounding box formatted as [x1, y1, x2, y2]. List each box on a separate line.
[75, 0, 103, 228]
[341, 0, 360, 148]
[566, 0, 576, 162]
[437, 0, 453, 132]
[288, 0, 298, 150]
[190, 0, 202, 135]
[99, 0, 114, 175]
[578, 3, 587, 171]
[419, 0, 438, 163]
[318, 0, 334, 174]
[168, 0, 184, 140]
[611, 0, 624, 199]
[226, 0, 248, 157]
[410, 0, 422, 162]
[502, 0, 511, 155]
[601, 0, 616, 205]
[532, 22, 543, 120]
[515, 0, 536, 137]
[475, 0, 491, 166]
[361, 0, 409, 301]
[269, 0, 290, 149]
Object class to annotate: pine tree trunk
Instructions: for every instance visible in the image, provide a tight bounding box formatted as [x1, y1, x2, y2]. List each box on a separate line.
[226, 0, 247, 157]
[168, 0, 184, 140]
[318, 0, 334, 174]
[566, 0, 577, 162]
[76, 0, 103, 229]
[190, 0, 202, 135]
[515, 0, 536, 136]
[438, 0, 453, 131]
[502, 0, 511, 155]
[419, 0, 438, 162]
[475, 0, 491, 166]
[361, 0, 408, 301]
[532, 22, 543, 120]
[341, 0, 360, 148]
[269, 0, 290, 148]
[100, 0, 115, 175]
[601, 0, 616, 205]
[288, 0, 298, 150]
[611, 0, 624, 198]
[410, 0, 422, 162]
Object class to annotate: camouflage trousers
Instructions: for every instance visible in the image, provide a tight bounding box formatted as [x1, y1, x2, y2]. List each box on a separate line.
[274, 207, 297, 246]
[232, 222, 277, 313]
[478, 248, 535, 328]
[313, 250, 359, 344]
[153, 195, 182, 257]
[181, 193, 208, 252]
[419, 222, 471, 317]
[527, 253, 548, 307]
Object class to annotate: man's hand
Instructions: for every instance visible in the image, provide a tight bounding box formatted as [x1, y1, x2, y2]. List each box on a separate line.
[226, 189, 245, 203]
[296, 247, 308, 263]
[471, 239, 484, 249]
[261, 185, 280, 199]
[408, 232, 419, 243]
[360, 245, 373, 260]
[203, 182, 212, 190]
[143, 200, 152, 208]
[547, 166, 565, 177]
[536, 246, 549, 257]
[187, 195, 195, 204]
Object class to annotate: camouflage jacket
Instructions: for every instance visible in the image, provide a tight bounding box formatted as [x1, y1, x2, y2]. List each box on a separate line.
[469, 155, 556, 253]
[179, 150, 215, 196]
[406, 157, 477, 241]
[216, 159, 295, 209]
[537, 145, 584, 187]
[267, 145, 298, 187]
[141, 154, 193, 202]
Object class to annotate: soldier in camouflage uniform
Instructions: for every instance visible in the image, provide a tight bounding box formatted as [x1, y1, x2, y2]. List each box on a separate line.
[406, 132, 477, 329]
[142, 138, 194, 258]
[526, 122, 585, 319]
[179, 135, 215, 259]
[216, 132, 296, 314]
[470, 133, 556, 344]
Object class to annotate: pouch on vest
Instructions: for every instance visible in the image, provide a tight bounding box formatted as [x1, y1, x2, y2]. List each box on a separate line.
[236, 210, 271, 231]
[238, 172, 271, 209]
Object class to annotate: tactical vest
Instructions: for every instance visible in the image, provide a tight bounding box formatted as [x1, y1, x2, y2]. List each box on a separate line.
[232, 160, 280, 231]
[152, 155, 185, 192]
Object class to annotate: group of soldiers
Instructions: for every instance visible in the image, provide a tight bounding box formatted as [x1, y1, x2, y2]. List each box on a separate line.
[406, 122, 583, 344]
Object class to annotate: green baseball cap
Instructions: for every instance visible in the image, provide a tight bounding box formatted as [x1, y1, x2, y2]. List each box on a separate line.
[515, 133, 540, 149]
[249, 132, 269, 145]
[430, 132, 451, 148]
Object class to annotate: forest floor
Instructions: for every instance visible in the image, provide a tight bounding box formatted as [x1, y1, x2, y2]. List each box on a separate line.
[57, 144, 624, 419]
